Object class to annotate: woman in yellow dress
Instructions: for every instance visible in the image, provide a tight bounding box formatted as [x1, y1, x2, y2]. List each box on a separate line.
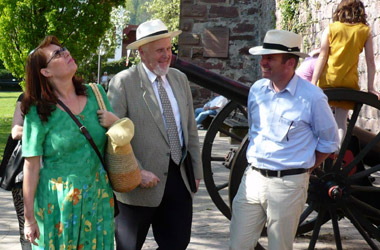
[312, 0, 380, 143]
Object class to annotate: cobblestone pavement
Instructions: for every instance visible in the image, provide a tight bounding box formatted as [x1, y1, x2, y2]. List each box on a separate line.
[1, 130, 379, 250]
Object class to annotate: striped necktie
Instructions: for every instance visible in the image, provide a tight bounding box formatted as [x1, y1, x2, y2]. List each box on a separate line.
[157, 76, 182, 165]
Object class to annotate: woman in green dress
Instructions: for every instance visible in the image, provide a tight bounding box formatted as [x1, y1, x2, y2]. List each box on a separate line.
[22, 35, 119, 250]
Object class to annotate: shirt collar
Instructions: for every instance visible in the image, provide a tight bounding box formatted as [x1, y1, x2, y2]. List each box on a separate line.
[284, 74, 298, 96]
[262, 74, 298, 96]
[142, 62, 167, 84]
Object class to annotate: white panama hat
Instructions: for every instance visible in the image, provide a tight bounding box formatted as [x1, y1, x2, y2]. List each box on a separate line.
[126, 19, 182, 50]
[249, 30, 308, 58]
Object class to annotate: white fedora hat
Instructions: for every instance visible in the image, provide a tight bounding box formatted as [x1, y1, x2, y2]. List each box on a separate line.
[127, 19, 182, 50]
[249, 30, 308, 58]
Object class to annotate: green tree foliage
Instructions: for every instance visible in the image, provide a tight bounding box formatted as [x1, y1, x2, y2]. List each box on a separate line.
[0, 0, 124, 79]
[125, 0, 150, 25]
[144, 0, 180, 46]
[79, 5, 130, 81]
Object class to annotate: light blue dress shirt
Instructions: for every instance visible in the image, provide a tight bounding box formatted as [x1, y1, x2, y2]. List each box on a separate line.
[246, 74, 339, 170]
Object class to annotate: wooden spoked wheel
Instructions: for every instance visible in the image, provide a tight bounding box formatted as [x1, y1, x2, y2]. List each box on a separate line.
[202, 101, 247, 219]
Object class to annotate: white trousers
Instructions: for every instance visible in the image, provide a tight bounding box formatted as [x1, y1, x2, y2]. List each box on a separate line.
[229, 167, 309, 250]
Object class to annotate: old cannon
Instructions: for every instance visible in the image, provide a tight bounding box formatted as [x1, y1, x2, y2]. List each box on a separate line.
[171, 55, 380, 249]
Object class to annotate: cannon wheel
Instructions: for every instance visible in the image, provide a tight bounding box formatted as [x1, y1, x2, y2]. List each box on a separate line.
[228, 89, 380, 249]
[202, 101, 247, 219]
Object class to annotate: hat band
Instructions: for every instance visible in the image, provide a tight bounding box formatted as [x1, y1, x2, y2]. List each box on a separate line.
[263, 43, 300, 52]
[138, 30, 168, 41]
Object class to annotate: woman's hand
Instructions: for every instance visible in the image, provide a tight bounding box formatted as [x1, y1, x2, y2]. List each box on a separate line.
[23, 156, 40, 246]
[97, 110, 119, 128]
[368, 89, 380, 100]
[24, 219, 40, 246]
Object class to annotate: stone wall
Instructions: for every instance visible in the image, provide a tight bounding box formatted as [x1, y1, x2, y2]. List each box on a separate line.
[281, 0, 380, 132]
[179, 0, 380, 132]
[178, 0, 276, 107]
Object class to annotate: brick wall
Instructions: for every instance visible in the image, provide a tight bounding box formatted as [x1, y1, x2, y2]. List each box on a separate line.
[178, 0, 276, 107]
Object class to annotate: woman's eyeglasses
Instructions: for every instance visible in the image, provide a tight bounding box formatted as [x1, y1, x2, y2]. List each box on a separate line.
[46, 47, 67, 65]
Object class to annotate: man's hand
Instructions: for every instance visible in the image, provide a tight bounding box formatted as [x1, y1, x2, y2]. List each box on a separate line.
[139, 170, 160, 188]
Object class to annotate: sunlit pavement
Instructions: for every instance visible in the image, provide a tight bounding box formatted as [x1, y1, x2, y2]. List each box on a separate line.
[1, 130, 378, 249]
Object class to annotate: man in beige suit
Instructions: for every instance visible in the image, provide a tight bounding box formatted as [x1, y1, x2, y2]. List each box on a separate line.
[107, 19, 202, 250]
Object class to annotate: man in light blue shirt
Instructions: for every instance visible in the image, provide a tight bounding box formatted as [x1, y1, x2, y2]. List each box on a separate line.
[229, 30, 339, 250]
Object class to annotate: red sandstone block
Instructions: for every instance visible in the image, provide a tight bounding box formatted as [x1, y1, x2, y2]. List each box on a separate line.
[229, 35, 255, 41]
[182, 4, 207, 18]
[232, 23, 255, 33]
[209, 6, 239, 18]
[179, 33, 200, 45]
[197, 61, 224, 70]
[200, 0, 224, 3]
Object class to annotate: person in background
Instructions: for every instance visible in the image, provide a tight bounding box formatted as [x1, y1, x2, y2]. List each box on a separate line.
[101, 71, 109, 91]
[295, 48, 320, 82]
[229, 29, 340, 250]
[194, 94, 228, 129]
[108, 19, 202, 250]
[311, 0, 380, 144]
[10, 93, 32, 250]
[22, 35, 118, 249]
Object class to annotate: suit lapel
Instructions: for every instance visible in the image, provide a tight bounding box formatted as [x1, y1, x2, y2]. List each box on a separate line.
[138, 64, 169, 143]
[167, 72, 188, 148]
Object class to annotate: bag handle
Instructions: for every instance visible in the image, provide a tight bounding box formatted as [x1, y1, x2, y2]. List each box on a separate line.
[56, 99, 105, 167]
[89, 83, 107, 111]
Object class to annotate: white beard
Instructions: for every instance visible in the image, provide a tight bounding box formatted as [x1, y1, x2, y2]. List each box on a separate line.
[153, 64, 169, 76]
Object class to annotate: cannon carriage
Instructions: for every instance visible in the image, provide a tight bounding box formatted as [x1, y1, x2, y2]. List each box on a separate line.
[171, 55, 380, 250]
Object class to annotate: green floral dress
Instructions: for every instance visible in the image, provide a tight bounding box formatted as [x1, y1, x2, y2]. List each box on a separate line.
[22, 85, 115, 250]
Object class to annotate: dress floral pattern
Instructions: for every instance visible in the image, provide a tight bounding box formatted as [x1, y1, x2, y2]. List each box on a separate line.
[22, 85, 114, 250]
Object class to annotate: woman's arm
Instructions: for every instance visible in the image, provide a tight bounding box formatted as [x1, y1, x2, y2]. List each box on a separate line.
[23, 156, 41, 246]
[311, 27, 330, 85]
[11, 101, 24, 140]
[364, 30, 380, 99]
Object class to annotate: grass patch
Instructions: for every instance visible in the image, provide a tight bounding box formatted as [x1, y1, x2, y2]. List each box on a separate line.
[0, 91, 22, 161]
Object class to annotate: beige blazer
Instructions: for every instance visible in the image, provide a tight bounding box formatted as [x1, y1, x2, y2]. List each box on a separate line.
[107, 63, 203, 207]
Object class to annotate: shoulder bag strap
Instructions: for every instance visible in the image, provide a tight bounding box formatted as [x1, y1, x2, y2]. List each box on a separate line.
[89, 83, 107, 111]
[56, 99, 105, 167]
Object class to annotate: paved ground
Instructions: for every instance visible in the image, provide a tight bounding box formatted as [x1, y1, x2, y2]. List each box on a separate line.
[1, 130, 379, 249]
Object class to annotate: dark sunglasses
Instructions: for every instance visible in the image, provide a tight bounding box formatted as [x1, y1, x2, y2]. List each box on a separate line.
[46, 47, 67, 65]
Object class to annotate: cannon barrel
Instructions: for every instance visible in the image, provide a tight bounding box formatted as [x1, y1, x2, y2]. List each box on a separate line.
[170, 55, 249, 106]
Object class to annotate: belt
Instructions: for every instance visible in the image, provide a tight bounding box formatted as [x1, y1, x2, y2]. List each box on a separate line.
[251, 165, 308, 177]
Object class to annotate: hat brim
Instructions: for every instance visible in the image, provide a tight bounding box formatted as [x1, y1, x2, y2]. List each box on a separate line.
[127, 30, 182, 50]
[249, 46, 309, 58]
